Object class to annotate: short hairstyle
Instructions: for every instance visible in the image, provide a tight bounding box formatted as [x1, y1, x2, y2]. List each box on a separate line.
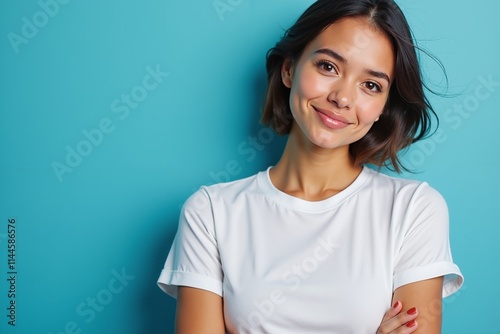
[261, 0, 439, 172]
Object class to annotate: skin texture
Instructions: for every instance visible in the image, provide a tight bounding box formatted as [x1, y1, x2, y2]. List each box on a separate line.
[175, 286, 224, 334]
[271, 17, 394, 201]
[283, 18, 393, 153]
[376, 277, 444, 333]
[174, 17, 444, 333]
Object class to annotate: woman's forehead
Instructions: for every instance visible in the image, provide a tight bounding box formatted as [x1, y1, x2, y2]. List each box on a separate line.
[303, 17, 395, 77]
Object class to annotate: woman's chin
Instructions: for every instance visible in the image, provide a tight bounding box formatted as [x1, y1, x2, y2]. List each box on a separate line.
[306, 134, 349, 151]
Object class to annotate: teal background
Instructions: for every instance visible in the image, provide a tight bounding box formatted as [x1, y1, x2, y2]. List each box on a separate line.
[0, 0, 498, 333]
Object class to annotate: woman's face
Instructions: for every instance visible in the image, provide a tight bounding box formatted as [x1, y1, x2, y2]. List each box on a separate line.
[282, 17, 395, 150]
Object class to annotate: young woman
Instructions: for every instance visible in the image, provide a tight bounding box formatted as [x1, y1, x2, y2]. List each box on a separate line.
[158, 0, 463, 333]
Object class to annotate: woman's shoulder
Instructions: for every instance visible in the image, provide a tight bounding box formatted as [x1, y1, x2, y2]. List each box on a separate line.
[183, 170, 265, 210]
[203, 170, 263, 196]
[365, 167, 446, 205]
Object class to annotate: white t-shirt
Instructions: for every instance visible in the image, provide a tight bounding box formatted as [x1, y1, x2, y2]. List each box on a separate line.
[158, 166, 463, 333]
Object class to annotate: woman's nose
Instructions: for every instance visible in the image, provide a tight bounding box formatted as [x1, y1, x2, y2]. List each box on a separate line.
[327, 80, 354, 109]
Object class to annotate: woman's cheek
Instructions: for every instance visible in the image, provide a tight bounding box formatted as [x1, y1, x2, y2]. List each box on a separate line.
[358, 99, 385, 124]
[298, 71, 328, 97]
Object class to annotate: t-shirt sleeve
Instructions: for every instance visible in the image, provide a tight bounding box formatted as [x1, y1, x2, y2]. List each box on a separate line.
[393, 183, 463, 298]
[157, 187, 223, 298]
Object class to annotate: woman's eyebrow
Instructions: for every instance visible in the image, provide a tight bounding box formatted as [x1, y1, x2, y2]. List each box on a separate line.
[365, 69, 391, 85]
[314, 48, 391, 85]
[314, 48, 347, 64]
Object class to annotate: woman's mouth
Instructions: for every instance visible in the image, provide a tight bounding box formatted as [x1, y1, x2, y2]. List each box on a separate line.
[314, 107, 351, 129]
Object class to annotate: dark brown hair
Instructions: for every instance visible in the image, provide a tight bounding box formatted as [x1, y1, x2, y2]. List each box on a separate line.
[261, 0, 438, 172]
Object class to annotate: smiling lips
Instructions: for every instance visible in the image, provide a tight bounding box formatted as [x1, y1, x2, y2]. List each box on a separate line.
[314, 107, 352, 129]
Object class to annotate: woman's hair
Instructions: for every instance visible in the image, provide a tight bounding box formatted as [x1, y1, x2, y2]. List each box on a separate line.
[262, 0, 439, 172]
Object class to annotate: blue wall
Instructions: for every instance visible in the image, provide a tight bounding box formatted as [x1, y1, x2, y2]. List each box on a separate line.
[0, 0, 498, 333]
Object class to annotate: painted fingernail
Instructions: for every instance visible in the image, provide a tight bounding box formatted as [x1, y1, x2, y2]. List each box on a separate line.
[407, 307, 417, 315]
[392, 301, 399, 309]
[406, 320, 417, 328]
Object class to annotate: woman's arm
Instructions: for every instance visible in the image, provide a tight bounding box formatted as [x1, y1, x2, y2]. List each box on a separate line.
[175, 286, 225, 334]
[392, 276, 444, 333]
[377, 276, 443, 333]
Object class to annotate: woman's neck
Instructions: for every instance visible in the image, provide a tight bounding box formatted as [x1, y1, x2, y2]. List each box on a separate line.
[269, 124, 362, 201]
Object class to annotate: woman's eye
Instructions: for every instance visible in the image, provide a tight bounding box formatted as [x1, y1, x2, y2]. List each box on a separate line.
[364, 81, 382, 92]
[316, 61, 336, 73]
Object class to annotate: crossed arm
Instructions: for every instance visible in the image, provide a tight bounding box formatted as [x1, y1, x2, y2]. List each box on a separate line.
[174, 276, 444, 334]
[378, 276, 444, 333]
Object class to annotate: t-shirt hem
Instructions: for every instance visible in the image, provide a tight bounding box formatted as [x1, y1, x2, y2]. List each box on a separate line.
[157, 269, 223, 298]
[393, 261, 464, 298]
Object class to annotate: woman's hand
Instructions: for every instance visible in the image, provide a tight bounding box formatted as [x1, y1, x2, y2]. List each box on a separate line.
[376, 301, 419, 334]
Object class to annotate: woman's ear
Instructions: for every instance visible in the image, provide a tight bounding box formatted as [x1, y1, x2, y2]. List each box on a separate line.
[281, 58, 294, 88]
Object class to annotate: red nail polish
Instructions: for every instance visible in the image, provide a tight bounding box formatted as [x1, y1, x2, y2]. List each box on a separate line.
[406, 320, 417, 328]
[407, 307, 417, 315]
[392, 301, 399, 309]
